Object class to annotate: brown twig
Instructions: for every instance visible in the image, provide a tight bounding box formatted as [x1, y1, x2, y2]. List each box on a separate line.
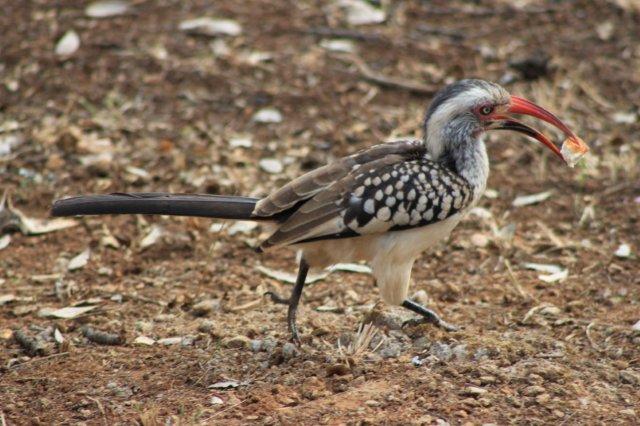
[9, 352, 69, 370]
[82, 326, 125, 346]
[305, 27, 386, 43]
[13, 329, 47, 356]
[331, 53, 436, 95]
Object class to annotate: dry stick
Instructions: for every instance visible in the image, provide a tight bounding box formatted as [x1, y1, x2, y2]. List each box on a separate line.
[503, 259, 533, 301]
[82, 326, 125, 346]
[13, 330, 46, 356]
[331, 53, 436, 95]
[585, 321, 603, 352]
[9, 352, 69, 370]
[0, 410, 6, 426]
[306, 27, 386, 42]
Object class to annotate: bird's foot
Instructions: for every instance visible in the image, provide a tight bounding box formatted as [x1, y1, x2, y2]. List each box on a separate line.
[264, 291, 290, 305]
[401, 299, 460, 332]
[402, 316, 460, 332]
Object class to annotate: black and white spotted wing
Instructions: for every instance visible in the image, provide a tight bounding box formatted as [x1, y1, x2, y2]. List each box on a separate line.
[260, 150, 473, 249]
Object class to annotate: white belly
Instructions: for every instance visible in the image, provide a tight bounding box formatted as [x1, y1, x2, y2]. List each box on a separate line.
[295, 213, 464, 305]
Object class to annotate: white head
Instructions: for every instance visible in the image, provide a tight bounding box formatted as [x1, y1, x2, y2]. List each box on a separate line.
[422, 79, 586, 166]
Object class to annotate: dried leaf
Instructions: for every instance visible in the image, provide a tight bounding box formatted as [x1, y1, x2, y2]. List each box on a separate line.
[0, 294, 16, 305]
[68, 248, 91, 271]
[339, 0, 386, 26]
[140, 225, 163, 249]
[208, 379, 248, 389]
[522, 263, 564, 274]
[227, 221, 257, 236]
[320, 39, 356, 53]
[85, 0, 130, 18]
[256, 264, 329, 284]
[134, 336, 156, 346]
[538, 270, 568, 283]
[54, 328, 65, 344]
[259, 158, 284, 174]
[252, 108, 283, 123]
[179, 18, 242, 36]
[0, 234, 10, 250]
[512, 191, 553, 207]
[40, 305, 96, 319]
[55, 30, 80, 56]
[614, 243, 632, 258]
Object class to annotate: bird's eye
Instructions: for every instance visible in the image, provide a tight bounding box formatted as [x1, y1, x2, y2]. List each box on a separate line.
[480, 105, 494, 115]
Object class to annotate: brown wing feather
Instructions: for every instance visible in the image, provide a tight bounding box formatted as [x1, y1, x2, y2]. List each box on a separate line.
[259, 148, 421, 248]
[252, 140, 424, 218]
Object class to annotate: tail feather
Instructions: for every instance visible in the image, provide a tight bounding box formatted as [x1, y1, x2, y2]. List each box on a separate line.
[51, 192, 261, 220]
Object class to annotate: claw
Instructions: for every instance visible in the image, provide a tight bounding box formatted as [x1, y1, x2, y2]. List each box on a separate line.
[264, 291, 290, 305]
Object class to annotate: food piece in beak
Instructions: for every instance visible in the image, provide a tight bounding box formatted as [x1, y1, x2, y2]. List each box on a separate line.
[560, 136, 589, 168]
[507, 96, 590, 167]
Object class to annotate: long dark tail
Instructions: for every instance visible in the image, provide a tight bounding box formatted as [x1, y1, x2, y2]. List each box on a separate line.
[51, 192, 262, 220]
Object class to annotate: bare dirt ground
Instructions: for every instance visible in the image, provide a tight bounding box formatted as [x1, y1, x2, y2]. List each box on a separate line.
[1, 0, 639, 424]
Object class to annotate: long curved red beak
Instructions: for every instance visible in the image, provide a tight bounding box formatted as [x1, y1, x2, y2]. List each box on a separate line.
[503, 96, 589, 166]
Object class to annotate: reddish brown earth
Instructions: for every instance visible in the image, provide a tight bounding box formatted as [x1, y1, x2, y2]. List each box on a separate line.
[1, 1, 639, 424]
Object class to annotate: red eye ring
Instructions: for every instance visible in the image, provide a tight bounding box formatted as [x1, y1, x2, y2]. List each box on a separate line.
[480, 105, 494, 115]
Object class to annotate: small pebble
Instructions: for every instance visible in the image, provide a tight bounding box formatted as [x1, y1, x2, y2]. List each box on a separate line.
[250, 339, 263, 352]
[259, 158, 284, 174]
[158, 337, 182, 346]
[198, 319, 216, 333]
[430, 342, 453, 362]
[252, 108, 283, 123]
[282, 342, 299, 360]
[134, 336, 155, 346]
[223, 335, 251, 349]
[191, 299, 221, 316]
[523, 385, 546, 396]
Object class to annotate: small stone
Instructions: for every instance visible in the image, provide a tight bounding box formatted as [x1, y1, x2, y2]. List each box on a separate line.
[430, 342, 452, 362]
[282, 342, 299, 360]
[262, 338, 277, 354]
[210, 396, 224, 405]
[614, 243, 632, 258]
[364, 400, 380, 407]
[250, 339, 263, 352]
[620, 409, 636, 417]
[463, 386, 487, 397]
[229, 136, 252, 148]
[55, 30, 80, 56]
[198, 319, 216, 333]
[157, 337, 182, 346]
[134, 336, 155, 346]
[191, 299, 221, 317]
[522, 385, 546, 396]
[412, 336, 430, 350]
[620, 370, 640, 385]
[252, 108, 282, 124]
[223, 335, 251, 349]
[471, 233, 490, 247]
[452, 344, 468, 361]
[411, 356, 423, 367]
[259, 158, 284, 174]
[135, 321, 153, 333]
[632, 320, 640, 331]
[379, 341, 402, 359]
[179, 17, 242, 36]
[535, 393, 551, 404]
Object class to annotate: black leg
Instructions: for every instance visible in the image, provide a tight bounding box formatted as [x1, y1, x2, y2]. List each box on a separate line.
[263, 258, 309, 344]
[287, 258, 309, 344]
[401, 299, 459, 332]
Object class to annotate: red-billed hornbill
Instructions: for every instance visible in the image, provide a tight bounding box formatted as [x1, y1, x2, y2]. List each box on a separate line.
[52, 79, 588, 343]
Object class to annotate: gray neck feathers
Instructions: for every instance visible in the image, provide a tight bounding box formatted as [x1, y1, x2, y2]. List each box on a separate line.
[425, 118, 489, 202]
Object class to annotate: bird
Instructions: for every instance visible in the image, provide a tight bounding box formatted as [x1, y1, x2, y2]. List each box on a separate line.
[52, 79, 588, 343]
